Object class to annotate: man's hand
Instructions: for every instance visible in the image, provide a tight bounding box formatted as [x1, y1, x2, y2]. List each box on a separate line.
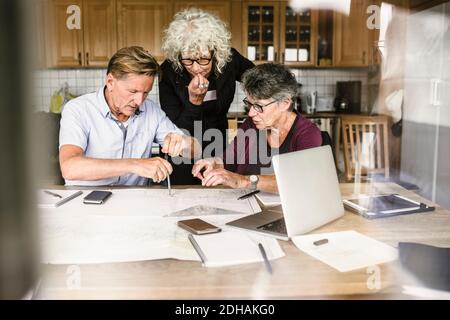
[162, 132, 187, 157]
[162, 133, 201, 159]
[131, 157, 172, 183]
[188, 74, 209, 105]
[200, 168, 249, 189]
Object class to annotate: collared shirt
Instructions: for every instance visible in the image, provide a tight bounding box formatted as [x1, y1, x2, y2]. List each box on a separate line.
[59, 86, 183, 186]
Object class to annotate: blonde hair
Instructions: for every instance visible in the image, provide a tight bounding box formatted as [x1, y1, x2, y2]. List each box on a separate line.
[107, 46, 159, 79]
[162, 8, 231, 75]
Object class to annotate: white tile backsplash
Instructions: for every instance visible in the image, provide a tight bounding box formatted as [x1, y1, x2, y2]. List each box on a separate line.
[32, 68, 369, 113]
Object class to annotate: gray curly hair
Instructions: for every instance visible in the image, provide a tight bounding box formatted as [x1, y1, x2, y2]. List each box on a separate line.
[242, 63, 300, 111]
[161, 8, 232, 75]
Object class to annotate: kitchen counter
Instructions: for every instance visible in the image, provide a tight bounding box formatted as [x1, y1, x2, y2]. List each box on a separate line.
[227, 112, 247, 119]
[227, 111, 372, 120]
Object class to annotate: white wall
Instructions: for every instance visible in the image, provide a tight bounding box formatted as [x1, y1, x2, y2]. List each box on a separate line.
[32, 68, 368, 113]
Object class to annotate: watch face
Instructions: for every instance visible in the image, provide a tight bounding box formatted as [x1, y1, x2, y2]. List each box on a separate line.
[250, 175, 258, 183]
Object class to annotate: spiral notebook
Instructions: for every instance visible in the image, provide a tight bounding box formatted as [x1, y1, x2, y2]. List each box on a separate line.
[188, 231, 284, 267]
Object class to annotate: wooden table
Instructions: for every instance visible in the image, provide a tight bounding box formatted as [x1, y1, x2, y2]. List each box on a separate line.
[36, 183, 450, 299]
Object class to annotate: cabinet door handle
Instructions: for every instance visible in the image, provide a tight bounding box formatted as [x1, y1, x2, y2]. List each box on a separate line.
[78, 52, 82, 65]
[282, 52, 285, 63]
[274, 51, 278, 62]
[86, 52, 89, 66]
[362, 51, 366, 65]
[372, 46, 376, 65]
[430, 79, 442, 106]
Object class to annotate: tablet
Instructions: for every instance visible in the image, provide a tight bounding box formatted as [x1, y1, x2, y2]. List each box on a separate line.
[343, 194, 435, 219]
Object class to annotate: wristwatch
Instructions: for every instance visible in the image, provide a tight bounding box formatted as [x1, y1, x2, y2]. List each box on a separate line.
[249, 175, 259, 191]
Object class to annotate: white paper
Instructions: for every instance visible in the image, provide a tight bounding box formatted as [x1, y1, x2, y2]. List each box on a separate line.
[191, 230, 284, 267]
[289, 0, 351, 15]
[247, 46, 256, 61]
[267, 46, 274, 61]
[255, 192, 281, 207]
[166, 205, 243, 217]
[361, 132, 376, 169]
[37, 188, 261, 218]
[292, 230, 398, 272]
[203, 90, 217, 102]
[38, 189, 261, 264]
[402, 285, 450, 300]
[39, 214, 200, 264]
[298, 49, 308, 62]
[284, 48, 298, 62]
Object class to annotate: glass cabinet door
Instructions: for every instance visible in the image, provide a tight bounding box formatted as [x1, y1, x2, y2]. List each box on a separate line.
[281, 6, 317, 66]
[245, 3, 279, 63]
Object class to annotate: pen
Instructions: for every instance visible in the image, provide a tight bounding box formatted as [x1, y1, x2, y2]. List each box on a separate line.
[238, 190, 260, 200]
[258, 243, 273, 274]
[164, 153, 172, 196]
[44, 190, 63, 198]
[199, 167, 206, 179]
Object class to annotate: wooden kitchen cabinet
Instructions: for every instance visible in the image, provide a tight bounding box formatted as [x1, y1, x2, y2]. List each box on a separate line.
[333, 0, 380, 67]
[47, 0, 116, 67]
[174, 1, 238, 54]
[241, 0, 379, 67]
[43, 0, 383, 69]
[117, 0, 173, 62]
[174, 1, 231, 26]
[47, 0, 84, 67]
[118, 0, 232, 63]
[242, 1, 280, 63]
[31, 0, 48, 68]
[280, 5, 318, 66]
[83, 0, 117, 67]
[242, 1, 317, 65]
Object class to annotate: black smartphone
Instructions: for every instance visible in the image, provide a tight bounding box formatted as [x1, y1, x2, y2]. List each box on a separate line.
[83, 191, 112, 204]
[177, 218, 221, 235]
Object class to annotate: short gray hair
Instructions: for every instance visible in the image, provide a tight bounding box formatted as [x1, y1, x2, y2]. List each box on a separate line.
[241, 63, 299, 104]
[162, 8, 231, 75]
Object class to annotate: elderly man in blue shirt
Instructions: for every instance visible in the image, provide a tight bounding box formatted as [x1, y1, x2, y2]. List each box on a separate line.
[59, 46, 201, 186]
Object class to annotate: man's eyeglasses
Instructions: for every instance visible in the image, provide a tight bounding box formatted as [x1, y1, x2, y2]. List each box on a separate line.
[243, 98, 278, 113]
[180, 57, 212, 66]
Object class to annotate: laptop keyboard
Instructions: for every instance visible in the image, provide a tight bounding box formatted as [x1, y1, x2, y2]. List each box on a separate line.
[258, 218, 287, 234]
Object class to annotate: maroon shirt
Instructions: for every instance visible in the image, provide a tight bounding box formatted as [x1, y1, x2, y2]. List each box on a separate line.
[223, 114, 322, 175]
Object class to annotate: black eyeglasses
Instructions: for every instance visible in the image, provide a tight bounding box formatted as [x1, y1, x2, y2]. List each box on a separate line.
[180, 57, 212, 66]
[243, 98, 278, 113]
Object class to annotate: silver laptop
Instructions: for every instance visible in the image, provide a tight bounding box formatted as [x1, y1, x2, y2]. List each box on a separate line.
[226, 145, 344, 240]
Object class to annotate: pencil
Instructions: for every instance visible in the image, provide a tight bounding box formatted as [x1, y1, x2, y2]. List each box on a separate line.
[164, 153, 172, 196]
[258, 243, 273, 274]
[238, 190, 260, 200]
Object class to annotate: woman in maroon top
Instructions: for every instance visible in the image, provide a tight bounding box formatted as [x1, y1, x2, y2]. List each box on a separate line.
[192, 63, 322, 193]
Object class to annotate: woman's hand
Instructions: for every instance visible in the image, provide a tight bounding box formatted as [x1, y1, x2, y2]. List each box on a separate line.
[200, 168, 249, 189]
[188, 74, 209, 105]
[192, 157, 223, 180]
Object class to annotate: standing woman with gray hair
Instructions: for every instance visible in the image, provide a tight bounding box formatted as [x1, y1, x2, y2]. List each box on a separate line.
[192, 63, 322, 194]
[159, 8, 254, 184]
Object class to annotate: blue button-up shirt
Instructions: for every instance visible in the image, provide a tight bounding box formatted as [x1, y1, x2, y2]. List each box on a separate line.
[59, 87, 183, 186]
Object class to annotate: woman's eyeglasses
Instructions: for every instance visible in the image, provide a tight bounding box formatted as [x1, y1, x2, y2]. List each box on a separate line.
[243, 98, 278, 113]
[180, 57, 212, 66]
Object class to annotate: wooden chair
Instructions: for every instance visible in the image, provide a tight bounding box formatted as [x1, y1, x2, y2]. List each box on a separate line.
[227, 118, 238, 144]
[341, 115, 390, 182]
